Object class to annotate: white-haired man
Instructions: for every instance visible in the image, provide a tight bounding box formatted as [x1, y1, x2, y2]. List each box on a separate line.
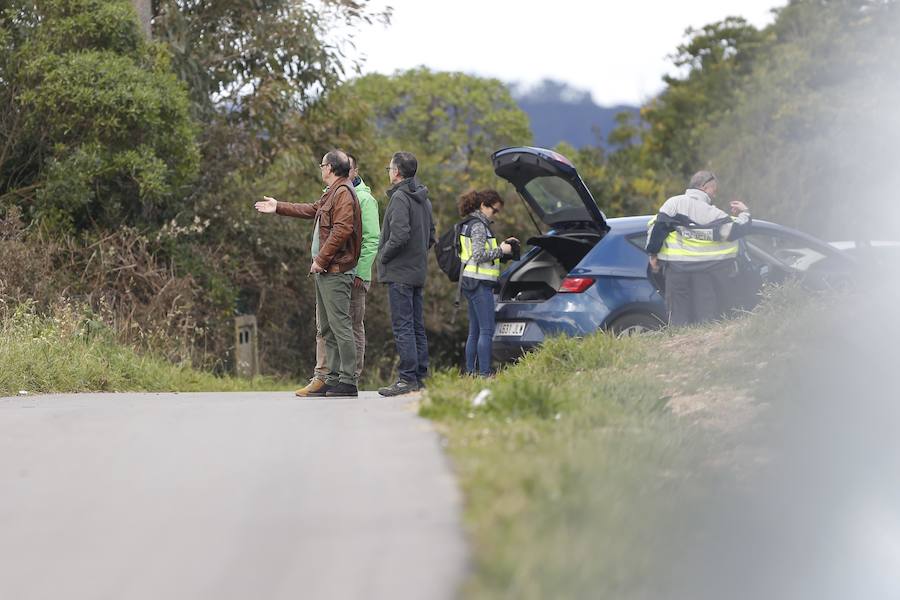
[646, 171, 751, 326]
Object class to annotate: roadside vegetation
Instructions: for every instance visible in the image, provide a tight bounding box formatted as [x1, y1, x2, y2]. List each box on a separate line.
[422, 285, 829, 598]
[0, 302, 286, 395]
[0, 2, 890, 400]
[3, 1, 894, 381]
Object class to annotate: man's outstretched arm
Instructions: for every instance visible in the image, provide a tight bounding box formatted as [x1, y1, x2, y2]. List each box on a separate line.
[254, 196, 319, 219]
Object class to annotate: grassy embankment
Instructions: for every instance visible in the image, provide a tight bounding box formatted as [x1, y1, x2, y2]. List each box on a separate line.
[422, 287, 816, 598]
[0, 303, 289, 395]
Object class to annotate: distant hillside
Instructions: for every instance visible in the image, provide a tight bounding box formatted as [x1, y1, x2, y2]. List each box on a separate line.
[511, 80, 638, 150]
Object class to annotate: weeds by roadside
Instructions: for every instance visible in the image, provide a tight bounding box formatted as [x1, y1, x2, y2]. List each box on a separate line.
[0, 302, 287, 395]
[421, 285, 824, 599]
[423, 329, 711, 598]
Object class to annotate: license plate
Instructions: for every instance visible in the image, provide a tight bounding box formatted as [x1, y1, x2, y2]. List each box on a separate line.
[495, 322, 526, 337]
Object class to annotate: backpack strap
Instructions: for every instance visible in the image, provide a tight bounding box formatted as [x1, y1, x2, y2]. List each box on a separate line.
[453, 216, 482, 310]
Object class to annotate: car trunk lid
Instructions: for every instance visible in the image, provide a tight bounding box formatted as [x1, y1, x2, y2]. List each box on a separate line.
[492, 146, 608, 231]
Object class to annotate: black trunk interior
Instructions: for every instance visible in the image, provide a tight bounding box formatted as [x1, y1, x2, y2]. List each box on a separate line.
[499, 232, 603, 302]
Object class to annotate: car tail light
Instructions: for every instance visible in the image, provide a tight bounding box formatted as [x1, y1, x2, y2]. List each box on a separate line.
[559, 277, 595, 293]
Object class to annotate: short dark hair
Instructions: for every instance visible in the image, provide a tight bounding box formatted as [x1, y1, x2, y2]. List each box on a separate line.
[390, 151, 417, 179]
[324, 150, 351, 177]
[346, 152, 357, 170]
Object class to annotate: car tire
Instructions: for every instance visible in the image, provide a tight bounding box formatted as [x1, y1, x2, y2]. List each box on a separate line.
[608, 313, 664, 337]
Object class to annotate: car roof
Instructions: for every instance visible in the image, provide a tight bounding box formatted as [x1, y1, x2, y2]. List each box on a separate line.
[606, 215, 652, 234]
[605, 216, 849, 261]
[830, 240, 900, 249]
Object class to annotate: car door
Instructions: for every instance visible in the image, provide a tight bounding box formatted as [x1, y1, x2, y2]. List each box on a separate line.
[740, 222, 856, 298]
[627, 221, 855, 310]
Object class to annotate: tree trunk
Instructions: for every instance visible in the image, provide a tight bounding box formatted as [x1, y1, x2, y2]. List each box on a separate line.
[132, 0, 152, 38]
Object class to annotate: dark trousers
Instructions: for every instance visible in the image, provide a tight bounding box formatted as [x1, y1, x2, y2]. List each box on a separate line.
[663, 260, 736, 326]
[387, 283, 429, 384]
[463, 280, 495, 376]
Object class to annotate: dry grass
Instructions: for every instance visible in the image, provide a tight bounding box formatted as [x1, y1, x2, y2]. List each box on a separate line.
[0, 206, 222, 368]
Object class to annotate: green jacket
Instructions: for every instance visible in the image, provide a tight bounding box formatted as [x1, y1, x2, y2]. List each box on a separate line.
[354, 177, 381, 282]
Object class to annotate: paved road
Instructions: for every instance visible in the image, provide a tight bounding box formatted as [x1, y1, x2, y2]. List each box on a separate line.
[0, 392, 468, 600]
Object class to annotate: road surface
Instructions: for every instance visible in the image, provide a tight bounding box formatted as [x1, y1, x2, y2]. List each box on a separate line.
[0, 391, 467, 600]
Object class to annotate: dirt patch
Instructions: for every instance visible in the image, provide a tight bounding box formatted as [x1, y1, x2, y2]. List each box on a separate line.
[655, 318, 764, 435]
[668, 388, 763, 433]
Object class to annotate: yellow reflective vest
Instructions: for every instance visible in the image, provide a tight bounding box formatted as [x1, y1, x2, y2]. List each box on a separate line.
[459, 220, 501, 281]
[647, 215, 739, 263]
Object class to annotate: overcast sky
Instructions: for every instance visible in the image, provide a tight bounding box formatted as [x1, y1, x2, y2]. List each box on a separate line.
[350, 0, 786, 106]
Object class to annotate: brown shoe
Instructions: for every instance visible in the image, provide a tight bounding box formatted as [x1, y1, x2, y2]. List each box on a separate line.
[295, 378, 327, 397]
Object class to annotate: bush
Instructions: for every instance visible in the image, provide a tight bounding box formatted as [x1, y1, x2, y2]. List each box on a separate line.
[0, 301, 260, 395]
[1, 0, 199, 232]
[0, 207, 225, 370]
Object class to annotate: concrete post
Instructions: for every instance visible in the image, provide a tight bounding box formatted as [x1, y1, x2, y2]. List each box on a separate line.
[234, 315, 259, 378]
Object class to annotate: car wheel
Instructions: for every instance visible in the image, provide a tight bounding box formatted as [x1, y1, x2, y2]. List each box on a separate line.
[608, 313, 664, 337]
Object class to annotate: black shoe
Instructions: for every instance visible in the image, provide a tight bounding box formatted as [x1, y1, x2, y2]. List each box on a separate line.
[325, 383, 358, 397]
[378, 380, 418, 397]
[306, 383, 334, 397]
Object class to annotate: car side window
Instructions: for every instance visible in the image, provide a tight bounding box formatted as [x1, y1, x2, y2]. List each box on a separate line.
[743, 233, 834, 272]
[626, 233, 648, 253]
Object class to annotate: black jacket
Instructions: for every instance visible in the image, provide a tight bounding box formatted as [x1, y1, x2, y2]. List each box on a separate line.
[377, 177, 436, 287]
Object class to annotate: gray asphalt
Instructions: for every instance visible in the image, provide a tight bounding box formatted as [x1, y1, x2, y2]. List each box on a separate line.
[0, 391, 468, 600]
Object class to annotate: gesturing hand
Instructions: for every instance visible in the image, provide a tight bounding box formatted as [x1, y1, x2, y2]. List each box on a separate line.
[254, 196, 278, 214]
[730, 199, 749, 215]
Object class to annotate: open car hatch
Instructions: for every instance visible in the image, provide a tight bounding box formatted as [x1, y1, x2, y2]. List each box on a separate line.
[492, 146, 608, 231]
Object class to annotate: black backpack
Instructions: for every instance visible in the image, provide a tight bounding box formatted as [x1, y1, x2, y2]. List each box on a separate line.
[434, 216, 477, 282]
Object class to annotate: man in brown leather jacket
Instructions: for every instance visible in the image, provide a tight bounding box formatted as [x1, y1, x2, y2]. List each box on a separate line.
[255, 150, 363, 397]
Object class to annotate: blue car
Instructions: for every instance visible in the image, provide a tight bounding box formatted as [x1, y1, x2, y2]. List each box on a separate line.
[490, 146, 855, 362]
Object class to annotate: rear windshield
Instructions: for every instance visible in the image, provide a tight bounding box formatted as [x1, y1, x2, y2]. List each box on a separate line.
[524, 176, 586, 217]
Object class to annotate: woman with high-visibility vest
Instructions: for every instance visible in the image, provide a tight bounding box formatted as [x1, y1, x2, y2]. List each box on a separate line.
[457, 190, 518, 376]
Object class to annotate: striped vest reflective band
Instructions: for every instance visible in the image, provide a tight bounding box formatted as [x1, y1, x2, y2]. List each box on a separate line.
[459, 220, 500, 281]
[648, 215, 739, 262]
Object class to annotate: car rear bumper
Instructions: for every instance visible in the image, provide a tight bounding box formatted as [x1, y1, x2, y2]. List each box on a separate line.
[491, 291, 610, 362]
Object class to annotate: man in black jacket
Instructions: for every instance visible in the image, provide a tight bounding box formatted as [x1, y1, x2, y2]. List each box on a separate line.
[377, 151, 436, 396]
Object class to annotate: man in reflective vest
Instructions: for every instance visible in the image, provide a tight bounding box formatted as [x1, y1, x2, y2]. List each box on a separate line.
[646, 171, 751, 326]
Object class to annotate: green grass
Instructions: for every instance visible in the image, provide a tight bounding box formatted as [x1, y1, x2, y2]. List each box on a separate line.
[422, 332, 717, 598]
[0, 303, 290, 395]
[420, 286, 821, 599]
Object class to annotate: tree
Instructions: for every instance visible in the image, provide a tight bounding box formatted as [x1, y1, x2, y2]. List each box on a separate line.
[639, 17, 768, 180]
[344, 68, 533, 364]
[350, 68, 532, 217]
[132, 0, 152, 37]
[0, 0, 198, 232]
[701, 0, 900, 238]
[562, 17, 770, 227]
[150, 0, 390, 166]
